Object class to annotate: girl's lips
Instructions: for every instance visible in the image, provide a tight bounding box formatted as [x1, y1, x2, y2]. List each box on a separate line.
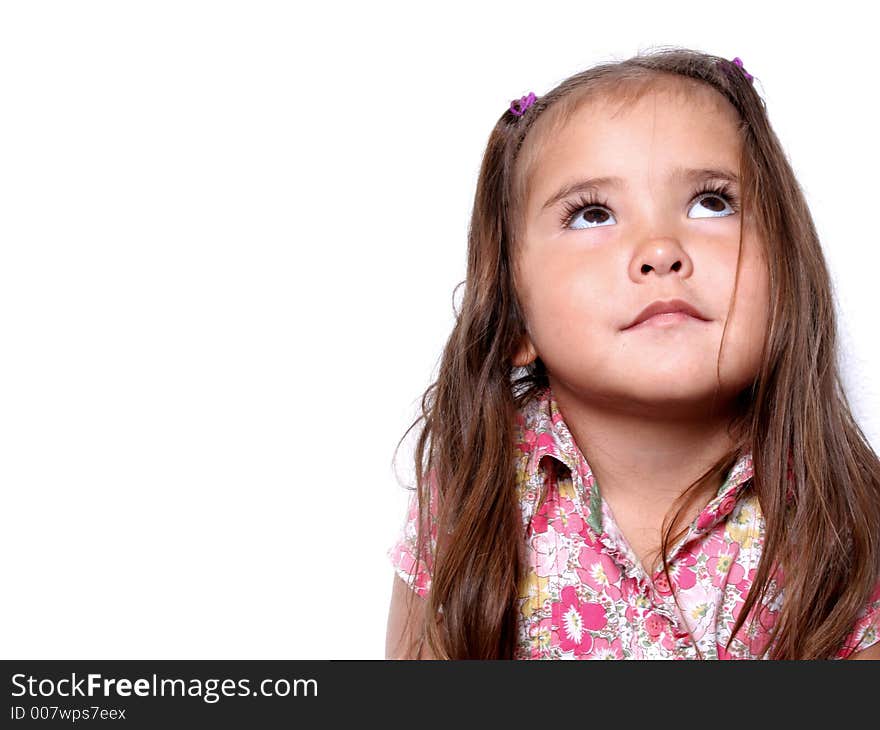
[623, 298, 710, 330]
[626, 311, 708, 330]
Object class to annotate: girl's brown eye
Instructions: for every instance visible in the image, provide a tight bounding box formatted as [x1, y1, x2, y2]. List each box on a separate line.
[582, 209, 611, 225]
[701, 196, 726, 212]
[568, 206, 616, 230]
[689, 193, 735, 218]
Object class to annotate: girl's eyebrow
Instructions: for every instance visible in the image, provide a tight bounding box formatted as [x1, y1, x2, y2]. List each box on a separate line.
[540, 166, 740, 211]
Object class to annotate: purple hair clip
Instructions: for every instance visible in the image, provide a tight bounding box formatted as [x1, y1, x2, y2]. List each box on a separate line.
[718, 56, 754, 84]
[509, 91, 537, 117]
[730, 56, 754, 82]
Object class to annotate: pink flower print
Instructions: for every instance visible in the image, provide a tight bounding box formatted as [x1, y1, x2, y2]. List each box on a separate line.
[707, 545, 744, 588]
[718, 494, 738, 517]
[589, 636, 624, 660]
[552, 586, 607, 654]
[548, 496, 585, 536]
[577, 547, 622, 600]
[529, 616, 554, 658]
[669, 552, 698, 591]
[735, 566, 757, 596]
[731, 600, 779, 657]
[531, 486, 559, 535]
[716, 642, 736, 660]
[696, 493, 738, 531]
[700, 530, 728, 559]
[729, 597, 746, 625]
[517, 428, 537, 455]
[531, 466, 578, 536]
[746, 623, 772, 657]
[757, 603, 779, 633]
[535, 430, 557, 457]
[728, 592, 766, 646]
[577, 519, 601, 547]
[532, 507, 550, 534]
[677, 583, 715, 643]
[695, 508, 716, 532]
[576, 454, 593, 480]
[532, 526, 570, 578]
[620, 576, 643, 604]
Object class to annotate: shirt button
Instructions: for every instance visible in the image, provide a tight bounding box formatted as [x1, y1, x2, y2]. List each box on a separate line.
[644, 614, 666, 639]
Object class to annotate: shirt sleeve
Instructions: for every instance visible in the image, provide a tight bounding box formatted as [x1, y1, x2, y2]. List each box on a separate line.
[834, 575, 880, 658]
[386, 470, 439, 599]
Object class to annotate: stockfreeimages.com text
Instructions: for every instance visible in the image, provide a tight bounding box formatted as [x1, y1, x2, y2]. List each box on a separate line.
[10, 673, 317, 704]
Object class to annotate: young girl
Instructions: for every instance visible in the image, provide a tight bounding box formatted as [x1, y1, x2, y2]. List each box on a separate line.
[384, 48, 880, 660]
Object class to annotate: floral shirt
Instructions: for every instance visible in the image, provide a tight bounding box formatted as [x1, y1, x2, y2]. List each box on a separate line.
[387, 384, 880, 659]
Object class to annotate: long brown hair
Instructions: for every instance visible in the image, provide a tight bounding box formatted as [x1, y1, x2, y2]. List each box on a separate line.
[391, 46, 880, 659]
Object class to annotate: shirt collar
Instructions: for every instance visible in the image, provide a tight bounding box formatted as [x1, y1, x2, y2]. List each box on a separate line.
[692, 449, 754, 534]
[519, 384, 755, 534]
[521, 385, 584, 480]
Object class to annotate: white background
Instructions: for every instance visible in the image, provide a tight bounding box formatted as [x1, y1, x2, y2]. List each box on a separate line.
[0, 1, 876, 659]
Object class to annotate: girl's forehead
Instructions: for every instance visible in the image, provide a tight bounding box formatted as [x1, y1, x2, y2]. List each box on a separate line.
[543, 85, 738, 163]
[520, 84, 742, 208]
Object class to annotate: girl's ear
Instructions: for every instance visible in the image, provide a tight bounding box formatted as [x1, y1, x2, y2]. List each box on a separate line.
[512, 334, 538, 368]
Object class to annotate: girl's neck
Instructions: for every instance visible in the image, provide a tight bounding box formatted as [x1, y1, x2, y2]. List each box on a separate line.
[547, 375, 742, 513]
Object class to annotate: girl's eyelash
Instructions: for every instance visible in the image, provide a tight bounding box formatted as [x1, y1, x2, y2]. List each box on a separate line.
[559, 192, 611, 229]
[558, 181, 741, 229]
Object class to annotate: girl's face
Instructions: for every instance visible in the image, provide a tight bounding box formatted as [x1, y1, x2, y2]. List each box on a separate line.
[513, 83, 770, 416]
